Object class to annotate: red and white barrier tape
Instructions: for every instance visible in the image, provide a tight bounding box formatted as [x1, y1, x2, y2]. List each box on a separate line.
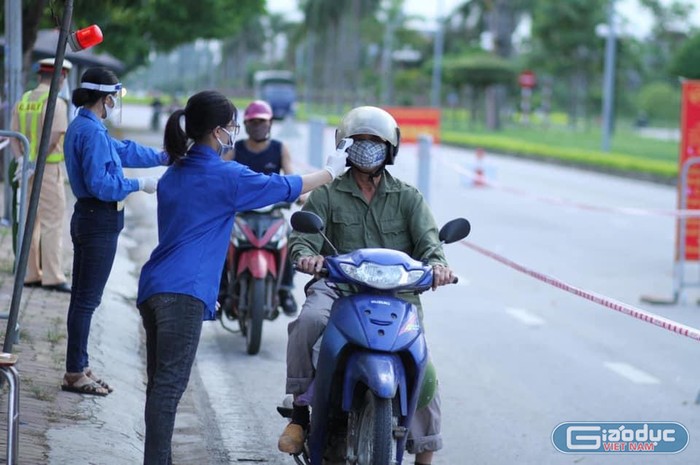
[441, 157, 700, 218]
[462, 240, 700, 342]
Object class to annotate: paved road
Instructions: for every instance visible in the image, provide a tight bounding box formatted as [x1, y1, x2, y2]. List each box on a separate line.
[117, 104, 700, 464]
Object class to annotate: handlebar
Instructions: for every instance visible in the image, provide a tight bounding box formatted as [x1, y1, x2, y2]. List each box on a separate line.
[294, 262, 459, 285]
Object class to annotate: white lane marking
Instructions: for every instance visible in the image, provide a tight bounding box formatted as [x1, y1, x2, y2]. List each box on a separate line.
[604, 362, 660, 384]
[505, 307, 546, 327]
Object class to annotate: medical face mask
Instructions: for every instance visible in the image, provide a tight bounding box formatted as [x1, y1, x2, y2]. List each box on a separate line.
[346, 139, 387, 171]
[244, 120, 271, 142]
[103, 94, 122, 124]
[216, 127, 236, 155]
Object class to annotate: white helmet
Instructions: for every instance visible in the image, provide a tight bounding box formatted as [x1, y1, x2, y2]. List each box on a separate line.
[335, 106, 400, 165]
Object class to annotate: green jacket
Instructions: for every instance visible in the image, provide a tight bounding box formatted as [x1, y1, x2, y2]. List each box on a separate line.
[289, 169, 448, 312]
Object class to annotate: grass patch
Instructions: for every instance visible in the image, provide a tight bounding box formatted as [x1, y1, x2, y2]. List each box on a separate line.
[23, 376, 55, 402]
[19, 328, 32, 344]
[441, 130, 677, 179]
[47, 317, 65, 346]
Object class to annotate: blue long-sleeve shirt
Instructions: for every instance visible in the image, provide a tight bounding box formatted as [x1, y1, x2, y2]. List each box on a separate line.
[64, 108, 166, 200]
[137, 143, 303, 320]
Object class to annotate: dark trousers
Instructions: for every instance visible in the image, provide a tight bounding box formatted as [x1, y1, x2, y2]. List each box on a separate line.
[138, 293, 204, 465]
[65, 199, 123, 373]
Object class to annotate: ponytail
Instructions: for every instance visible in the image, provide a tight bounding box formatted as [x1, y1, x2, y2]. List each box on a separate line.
[163, 109, 188, 165]
[162, 90, 235, 165]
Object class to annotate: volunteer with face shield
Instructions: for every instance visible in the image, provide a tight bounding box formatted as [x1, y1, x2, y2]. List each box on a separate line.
[61, 66, 167, 396]
[279, 106, 454, 465]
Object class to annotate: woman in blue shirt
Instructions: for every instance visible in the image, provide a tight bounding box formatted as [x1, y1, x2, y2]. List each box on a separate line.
[136, 90, 349, 464]
[62, 67, 165, 397]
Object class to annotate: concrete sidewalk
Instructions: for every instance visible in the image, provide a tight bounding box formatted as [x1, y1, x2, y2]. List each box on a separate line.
[0, 126, 219, 464]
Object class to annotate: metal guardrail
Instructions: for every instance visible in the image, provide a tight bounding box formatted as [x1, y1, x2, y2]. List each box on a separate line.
[0, 132, 29, 345]
[0, 131, 31, 270]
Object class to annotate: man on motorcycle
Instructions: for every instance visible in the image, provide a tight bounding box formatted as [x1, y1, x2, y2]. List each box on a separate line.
[278, 106, 455, 465]
[222, 99, 298, 316]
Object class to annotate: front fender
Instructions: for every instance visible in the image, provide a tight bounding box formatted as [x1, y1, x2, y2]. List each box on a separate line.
[236, 249, 277, 279]
[341, 352, 407, 416]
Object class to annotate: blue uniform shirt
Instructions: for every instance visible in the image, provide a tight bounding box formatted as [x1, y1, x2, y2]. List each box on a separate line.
[64, 108, 166, 200]
[137, 143, 303, 320]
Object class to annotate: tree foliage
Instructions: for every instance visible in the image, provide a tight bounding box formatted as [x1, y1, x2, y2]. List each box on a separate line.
[530, 0, 606, 75]
[442, 51, 515, 88]
[669, 32, 700, 79]
[637, 82, 681, 123]
[4, 0, 265, 71]
[637, 0, 696, 83]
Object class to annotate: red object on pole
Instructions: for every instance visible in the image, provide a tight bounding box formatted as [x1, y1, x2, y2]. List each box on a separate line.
[68, 25, 103, 51]
[518, 70, 537, 89]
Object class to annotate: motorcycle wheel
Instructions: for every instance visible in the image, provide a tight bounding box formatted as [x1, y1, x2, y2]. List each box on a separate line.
[347, 390, 395, 465]
[245, 278, 265, 355]
[235, 278, 247, 336]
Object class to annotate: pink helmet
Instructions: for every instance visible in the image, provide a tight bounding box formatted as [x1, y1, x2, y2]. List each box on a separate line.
[244, 100, 273, 121]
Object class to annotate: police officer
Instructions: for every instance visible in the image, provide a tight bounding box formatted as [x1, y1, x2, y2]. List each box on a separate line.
[10, 57, 73, 292]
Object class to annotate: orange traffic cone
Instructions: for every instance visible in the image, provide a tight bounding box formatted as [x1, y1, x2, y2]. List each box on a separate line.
[474, 148, 486, 187]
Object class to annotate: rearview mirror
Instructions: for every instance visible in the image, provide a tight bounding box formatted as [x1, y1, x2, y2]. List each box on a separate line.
[439, 218, 471, 244]
[291, 211, 325, 234]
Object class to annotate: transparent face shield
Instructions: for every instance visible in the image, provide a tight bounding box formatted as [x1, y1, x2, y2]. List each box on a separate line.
[80, 81, 126, 124]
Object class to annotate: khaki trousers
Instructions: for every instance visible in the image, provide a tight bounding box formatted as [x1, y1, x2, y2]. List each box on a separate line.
[24, 162, 67, 285]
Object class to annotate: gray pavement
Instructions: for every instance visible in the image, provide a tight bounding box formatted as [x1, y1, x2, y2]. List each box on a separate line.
[0, 123, 217, 464]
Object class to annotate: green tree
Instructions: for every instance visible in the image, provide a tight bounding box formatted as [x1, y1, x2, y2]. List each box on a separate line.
[529, 0, 606, 128]
[638, 82, 681, 123]
[639, 0, 696, 83]
[442, 51, 515, 125]
[669, 32, 700, 79]
[3, 0, 265, 73]
[298, 0, 383, 109]
[450, 0, 534, 129]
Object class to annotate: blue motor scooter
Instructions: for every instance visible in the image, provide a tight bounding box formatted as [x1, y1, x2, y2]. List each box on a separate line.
[281, 211, 470, 465]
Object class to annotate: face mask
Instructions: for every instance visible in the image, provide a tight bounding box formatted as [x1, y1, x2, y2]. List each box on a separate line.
[103, 94, 121, 123]
[347, 139, 387, 171]
[244, 120, 271, 142]
[216, 127, 236, 155]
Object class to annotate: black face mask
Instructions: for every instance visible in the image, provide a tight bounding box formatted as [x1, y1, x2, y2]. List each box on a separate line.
[245, 120, 271, 142]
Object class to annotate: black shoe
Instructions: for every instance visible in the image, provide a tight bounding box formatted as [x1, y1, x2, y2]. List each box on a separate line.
[279, 291, 297, 316]
[42, 282, 71, 293]
[23, 281, 41, 288]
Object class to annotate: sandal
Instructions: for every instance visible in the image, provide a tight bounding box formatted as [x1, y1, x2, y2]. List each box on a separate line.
[85, 368, 114, 393]
[61, 374, 109, 396]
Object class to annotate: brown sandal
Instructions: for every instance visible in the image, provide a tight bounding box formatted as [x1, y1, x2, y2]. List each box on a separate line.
[85, 368, 114, 393]
[61, 374, 109, 396]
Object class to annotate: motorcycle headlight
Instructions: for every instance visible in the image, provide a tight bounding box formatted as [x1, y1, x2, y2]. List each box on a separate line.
[339, 262, 425, 289]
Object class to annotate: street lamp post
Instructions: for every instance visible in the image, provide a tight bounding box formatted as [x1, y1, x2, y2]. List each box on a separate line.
[4, 0, 22, 222]
[430, 0, 445, 108]
[601, 0, 617, 152]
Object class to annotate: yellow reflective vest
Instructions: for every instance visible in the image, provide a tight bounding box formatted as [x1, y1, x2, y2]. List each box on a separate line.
[16, 91, 64, 163]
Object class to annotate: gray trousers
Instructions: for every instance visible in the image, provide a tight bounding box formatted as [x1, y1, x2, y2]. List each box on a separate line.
[285, 279, 442, 454]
